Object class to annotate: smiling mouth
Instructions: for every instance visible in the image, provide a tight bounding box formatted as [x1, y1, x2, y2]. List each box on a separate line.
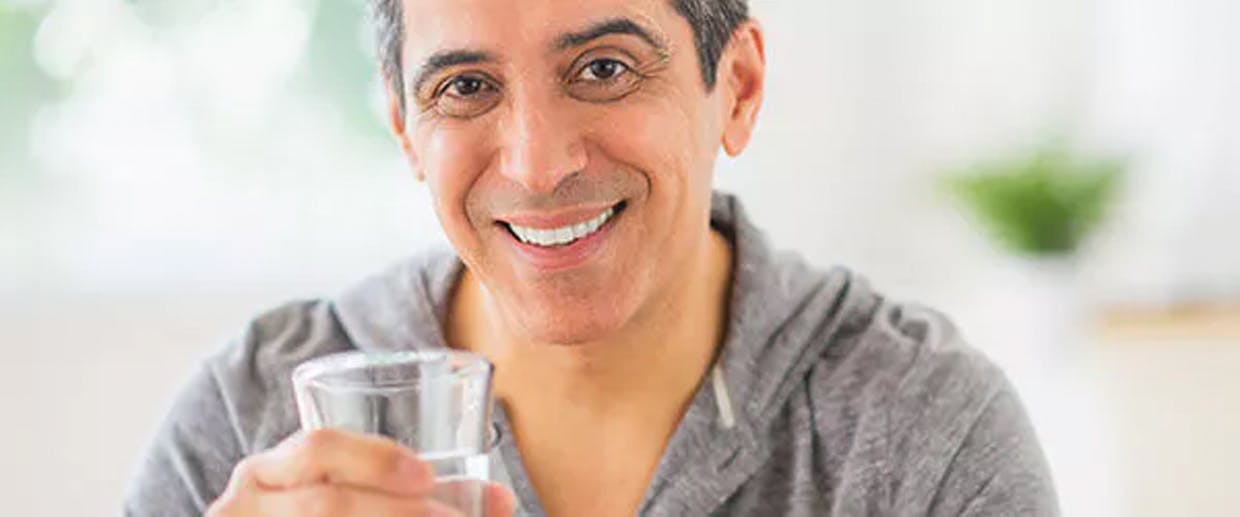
[500, 201, 626, 248]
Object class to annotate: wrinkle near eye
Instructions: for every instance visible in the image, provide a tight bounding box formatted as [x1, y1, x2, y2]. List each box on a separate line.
[562, 47, 654, 103]
[425, 72, 504, 119]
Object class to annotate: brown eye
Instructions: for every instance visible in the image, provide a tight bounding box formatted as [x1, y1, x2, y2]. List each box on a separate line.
[434, 73, 501, 118]
[580, 59, 627, 81]
[567, 57, 641, 103]
[447, 76, 485, 96]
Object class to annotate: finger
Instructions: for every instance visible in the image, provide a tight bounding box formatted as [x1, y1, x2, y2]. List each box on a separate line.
[244, 428, 434, 496]
[257, 483, 463, 517]
[485, 483, 517, 517]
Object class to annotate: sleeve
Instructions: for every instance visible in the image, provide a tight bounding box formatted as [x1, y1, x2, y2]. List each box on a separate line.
[122, 361, 247, 517]
[929, 385, 1060, 517]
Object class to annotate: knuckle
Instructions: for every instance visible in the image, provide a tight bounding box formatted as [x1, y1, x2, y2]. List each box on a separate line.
[299, 428, 341, 454]
[370, 446, 408, 476]
[231, 456, 260, 482]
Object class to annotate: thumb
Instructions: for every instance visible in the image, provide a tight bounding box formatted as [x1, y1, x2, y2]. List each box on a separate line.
[485, 483, 517, 517]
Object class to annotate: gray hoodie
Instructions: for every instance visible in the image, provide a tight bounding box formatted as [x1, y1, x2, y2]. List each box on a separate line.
[125, 192, 1057, 516]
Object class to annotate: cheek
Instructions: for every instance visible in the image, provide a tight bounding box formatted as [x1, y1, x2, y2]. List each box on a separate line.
[591, 92, 718, 213]
[416, 122, 495, 248]
[597, 99, 699, 181]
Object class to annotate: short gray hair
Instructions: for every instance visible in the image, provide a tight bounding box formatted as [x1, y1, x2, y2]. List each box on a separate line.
[372, 0, 750, 116]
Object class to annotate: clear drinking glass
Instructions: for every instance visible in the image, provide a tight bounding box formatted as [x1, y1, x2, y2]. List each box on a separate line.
[292, 350, 495, 516]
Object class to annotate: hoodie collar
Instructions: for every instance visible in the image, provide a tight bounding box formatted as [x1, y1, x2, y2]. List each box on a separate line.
[707, 192, 878, 428]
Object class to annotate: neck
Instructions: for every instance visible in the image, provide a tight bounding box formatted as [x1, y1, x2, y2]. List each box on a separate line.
[447, 227, 733, 420]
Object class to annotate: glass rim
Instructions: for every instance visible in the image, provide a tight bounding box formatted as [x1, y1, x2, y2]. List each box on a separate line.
[292, 349, 493, 392]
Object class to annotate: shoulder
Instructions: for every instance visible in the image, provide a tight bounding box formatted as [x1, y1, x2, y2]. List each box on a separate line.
[198, 249, 459, 447]
[788, 265, 1011, 452]
[202, 298, 355, 452]
[800, 278, 1052, 511]
[873, 301, 1004, 410]
[125, 298, 350, 515]
[840, 300, 1056, 513]
[126, 251, 459, 514]
[808, 284, 1008, 427]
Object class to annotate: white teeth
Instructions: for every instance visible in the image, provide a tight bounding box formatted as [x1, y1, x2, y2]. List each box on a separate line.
[571, 222, 590, 239]
[508, 207, 616, 247]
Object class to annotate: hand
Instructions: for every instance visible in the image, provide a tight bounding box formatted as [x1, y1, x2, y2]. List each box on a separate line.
[206, 428, 516, 517]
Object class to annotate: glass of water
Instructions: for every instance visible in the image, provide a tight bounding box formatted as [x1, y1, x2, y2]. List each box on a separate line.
[292, 349, 495, 516]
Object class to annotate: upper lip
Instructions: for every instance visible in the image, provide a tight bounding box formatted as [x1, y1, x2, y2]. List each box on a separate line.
[497, 202, 621, 229]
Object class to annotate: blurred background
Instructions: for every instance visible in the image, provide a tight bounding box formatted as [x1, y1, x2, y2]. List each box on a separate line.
[2, 0, 1237, 515]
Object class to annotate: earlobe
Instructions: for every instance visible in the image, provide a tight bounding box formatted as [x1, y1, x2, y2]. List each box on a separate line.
[720, 20, 766, 157]
[386, 80, 424, 181]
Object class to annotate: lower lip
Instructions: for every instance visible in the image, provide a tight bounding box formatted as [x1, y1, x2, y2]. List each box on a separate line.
[502, 210, 619, 272]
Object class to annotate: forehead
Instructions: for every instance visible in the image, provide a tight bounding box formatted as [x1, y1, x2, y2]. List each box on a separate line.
[399, 0, 685, 61]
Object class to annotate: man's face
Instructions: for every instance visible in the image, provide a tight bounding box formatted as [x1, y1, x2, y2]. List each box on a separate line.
[394, 0, 739, 344]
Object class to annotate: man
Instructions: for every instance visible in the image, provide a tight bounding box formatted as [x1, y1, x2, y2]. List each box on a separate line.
[126, 0, 1058, 515]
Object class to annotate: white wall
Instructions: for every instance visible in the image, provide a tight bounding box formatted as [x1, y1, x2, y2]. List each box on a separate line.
[1086, 0, 1240, 303]
[729, 0, 1098, 300]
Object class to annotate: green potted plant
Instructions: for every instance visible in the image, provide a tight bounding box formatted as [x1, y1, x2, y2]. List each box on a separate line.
[944, 140, 1125, 364]
[945, 141, 1125, 257]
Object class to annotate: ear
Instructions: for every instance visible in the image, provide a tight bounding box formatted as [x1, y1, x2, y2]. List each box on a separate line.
[386, 78, 424, 181]
[719, 19, 766, 157]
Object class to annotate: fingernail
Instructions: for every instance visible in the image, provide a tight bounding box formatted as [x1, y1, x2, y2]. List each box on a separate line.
[494, 484, 517, 513]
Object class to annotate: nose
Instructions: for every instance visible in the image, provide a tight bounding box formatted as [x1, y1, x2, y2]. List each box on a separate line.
[496, 86, 588, 194]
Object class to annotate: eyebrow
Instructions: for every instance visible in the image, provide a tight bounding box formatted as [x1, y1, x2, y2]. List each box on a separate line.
[408, 18, 664, 95]
[554, 17, 667, 53]
[411, 50, 495, 94]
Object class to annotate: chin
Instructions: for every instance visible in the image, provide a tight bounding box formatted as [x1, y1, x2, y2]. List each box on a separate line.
[513, 297, 634, 346]
[494, 263, 645, 345]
